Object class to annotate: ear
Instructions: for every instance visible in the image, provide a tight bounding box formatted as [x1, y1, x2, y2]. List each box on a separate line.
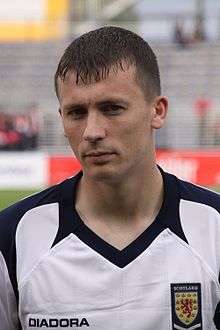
[151, 96, 168, 129]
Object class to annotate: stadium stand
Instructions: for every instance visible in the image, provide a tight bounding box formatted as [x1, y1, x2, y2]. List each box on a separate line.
[0, 40, 70, 152]
[0, 0, 220, 152]
[1, 39, 220, 152]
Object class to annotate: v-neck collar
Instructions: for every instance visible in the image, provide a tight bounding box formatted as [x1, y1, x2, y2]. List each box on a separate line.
[53, 168, 187, 268]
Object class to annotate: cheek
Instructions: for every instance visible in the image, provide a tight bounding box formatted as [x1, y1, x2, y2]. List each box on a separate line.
[121, 115, 151, 157]
[122, 113, 150, 143]
[63, 123, 83, 152]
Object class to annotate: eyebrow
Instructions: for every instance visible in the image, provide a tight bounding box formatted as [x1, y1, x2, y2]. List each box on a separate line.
[96, 98, 129, 107]
[63, 103, 87, 112]
[63, 98, 129, 111]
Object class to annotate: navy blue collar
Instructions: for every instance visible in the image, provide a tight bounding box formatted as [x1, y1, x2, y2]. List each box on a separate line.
[53, 168, 187, 268]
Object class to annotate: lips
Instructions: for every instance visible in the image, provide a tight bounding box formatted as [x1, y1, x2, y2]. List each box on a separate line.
[85, 151, 114, 157]
[83, 151, 116, 163]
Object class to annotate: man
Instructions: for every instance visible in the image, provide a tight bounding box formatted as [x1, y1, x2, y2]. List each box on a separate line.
[0, 26, 220, 330]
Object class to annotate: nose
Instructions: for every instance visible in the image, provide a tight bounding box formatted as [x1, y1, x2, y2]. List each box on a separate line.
[83, 112, 106, 143]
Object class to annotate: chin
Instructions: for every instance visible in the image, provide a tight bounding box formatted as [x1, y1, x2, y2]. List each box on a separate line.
[83, 165, 121, 183]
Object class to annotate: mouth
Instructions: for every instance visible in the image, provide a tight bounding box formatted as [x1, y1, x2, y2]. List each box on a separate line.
[85, 151, 114, 157]
[83, 151, 116, 163]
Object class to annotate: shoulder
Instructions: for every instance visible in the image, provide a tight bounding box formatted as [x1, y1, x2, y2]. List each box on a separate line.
[169, 174, 220, 275]
[161, 168, 220, 229]
[0, 184, 59, 232]
[0, 172, 81, 254]
[0, 184, 62, 258]
[0, 183, 61, 302]
[0, 173, 81, 294]
[166, 172, 220, 228]
[176, 176, 220, 213]
[0, 173, 79, 252]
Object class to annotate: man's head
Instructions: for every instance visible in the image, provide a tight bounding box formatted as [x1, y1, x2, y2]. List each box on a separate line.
[55, 26, 161, 102]
[55, 26, 167, 182]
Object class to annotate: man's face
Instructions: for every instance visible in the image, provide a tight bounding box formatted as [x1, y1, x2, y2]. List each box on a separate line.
[58, 65, 167, 182]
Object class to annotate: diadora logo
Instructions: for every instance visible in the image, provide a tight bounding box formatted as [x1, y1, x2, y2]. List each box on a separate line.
[29, 317, 89, 328]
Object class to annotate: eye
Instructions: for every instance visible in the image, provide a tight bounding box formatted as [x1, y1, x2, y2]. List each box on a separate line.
[67, 107, 87, 120]
[101, 104, 124, 115]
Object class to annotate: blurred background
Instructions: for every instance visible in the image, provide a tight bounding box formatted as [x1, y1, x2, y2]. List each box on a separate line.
[1, 0, 220, 208]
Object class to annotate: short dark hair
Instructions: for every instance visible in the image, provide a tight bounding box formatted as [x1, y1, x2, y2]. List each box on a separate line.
[55, 26, 161, 100]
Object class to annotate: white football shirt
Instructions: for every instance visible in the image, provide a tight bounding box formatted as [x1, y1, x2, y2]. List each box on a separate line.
[0, 168, 220, 329]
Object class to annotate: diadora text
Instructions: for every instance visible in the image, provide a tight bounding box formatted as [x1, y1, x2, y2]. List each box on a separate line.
[29, 318, 89, 328]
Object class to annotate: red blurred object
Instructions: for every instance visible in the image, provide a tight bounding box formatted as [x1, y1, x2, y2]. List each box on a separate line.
[48, 151, 220, 187]
[49, 156, 81, 185]
[194, 97, 212, 117]
[157, 150, 220, 186]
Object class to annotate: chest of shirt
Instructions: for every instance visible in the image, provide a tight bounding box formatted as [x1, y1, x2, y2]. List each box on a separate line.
[18, 230, 220, 329]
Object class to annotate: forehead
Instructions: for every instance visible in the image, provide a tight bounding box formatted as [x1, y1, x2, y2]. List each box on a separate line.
[57, 65, 146, 105]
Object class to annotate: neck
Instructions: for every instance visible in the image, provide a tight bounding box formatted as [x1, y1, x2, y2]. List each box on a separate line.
[76, 164, 164, 224]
